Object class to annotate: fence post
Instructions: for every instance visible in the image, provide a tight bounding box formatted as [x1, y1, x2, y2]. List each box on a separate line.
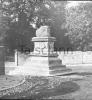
[15, 49, 18, 66]
[0, 46, 5, 75]
[82, 51, 84, 64]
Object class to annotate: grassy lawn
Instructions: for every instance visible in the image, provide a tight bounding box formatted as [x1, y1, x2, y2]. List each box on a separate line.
[0, 74, 92, 100]
[0, 75, 24, 90]
[3, 61, 92, 99]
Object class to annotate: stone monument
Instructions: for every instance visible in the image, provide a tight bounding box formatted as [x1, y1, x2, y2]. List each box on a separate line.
[8, 26, 71, 76]
[30, 26, 71, 76]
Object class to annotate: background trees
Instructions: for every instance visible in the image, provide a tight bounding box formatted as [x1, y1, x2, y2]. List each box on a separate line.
[64, 1, 92, 51]
[2, 1, 92, 53]
[0, 0, 70, 53]
[0, 0, 56, 52]
[0, 10, 10, 45]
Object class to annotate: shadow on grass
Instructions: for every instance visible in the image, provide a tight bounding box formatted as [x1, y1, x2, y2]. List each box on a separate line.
[0, 77, 80, 100]
[26, 81, 80, 100]
[59, 72, 92, 75]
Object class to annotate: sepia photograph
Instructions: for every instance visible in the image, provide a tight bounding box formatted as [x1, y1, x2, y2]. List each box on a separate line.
[0, 0, 92, 99]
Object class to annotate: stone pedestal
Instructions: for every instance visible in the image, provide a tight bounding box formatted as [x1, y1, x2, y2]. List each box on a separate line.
[0, 46, 5, 75]
[27, 37, 71, 76]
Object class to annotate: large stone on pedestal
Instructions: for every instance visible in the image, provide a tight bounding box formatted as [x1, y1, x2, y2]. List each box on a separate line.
[36, 26, 51, 37]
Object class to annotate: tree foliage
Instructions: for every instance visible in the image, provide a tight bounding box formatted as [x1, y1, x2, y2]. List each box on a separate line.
[0, 10, 10, 45]
[0, 0, 56, 51]
[64, 2, 92, 51]
[0, 0, 67, 52]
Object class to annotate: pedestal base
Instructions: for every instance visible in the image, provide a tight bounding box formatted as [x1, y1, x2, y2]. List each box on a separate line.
[8, 55, 71, 76]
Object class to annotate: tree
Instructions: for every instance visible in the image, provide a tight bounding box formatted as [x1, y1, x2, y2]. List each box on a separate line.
[0, 0, 56, 52]
[64, 2, 92, 51]
[0, 10, 10, 45]
[0, 0, 68, 53]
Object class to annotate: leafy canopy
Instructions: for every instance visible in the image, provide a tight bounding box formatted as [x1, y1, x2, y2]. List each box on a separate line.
[64, 2, 92, 51]
[0, 0, 66, 51]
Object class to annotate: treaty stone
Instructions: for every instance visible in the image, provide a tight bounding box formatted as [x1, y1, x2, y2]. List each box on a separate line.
[36, 26, 51, 37]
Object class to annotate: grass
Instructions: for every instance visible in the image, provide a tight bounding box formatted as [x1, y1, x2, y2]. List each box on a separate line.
[0, 75, 24, 90]
[3, 61, 92, 99]
[0, 75, 89, 100]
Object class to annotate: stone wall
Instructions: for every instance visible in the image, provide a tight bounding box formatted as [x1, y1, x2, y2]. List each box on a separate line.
[58, 51, 92, 65]
[15, 51, 30, 66]
[15, 51, 92, 65]
[6, 51, 92, 66]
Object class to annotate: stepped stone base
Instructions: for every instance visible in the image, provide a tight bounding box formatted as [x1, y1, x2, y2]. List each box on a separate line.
[8, 55, 71, 76]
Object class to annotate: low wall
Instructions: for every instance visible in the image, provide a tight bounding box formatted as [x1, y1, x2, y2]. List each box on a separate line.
[15, 51, 31, 66]
[15, 51, 92, 65]
[6, 51, 92, 67]
[58, 51, 92, 65]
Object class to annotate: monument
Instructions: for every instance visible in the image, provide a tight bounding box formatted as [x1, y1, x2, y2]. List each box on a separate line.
[8, 26, 71, 76]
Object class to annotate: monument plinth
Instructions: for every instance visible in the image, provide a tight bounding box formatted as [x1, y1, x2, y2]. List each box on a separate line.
[31, 37, 57, 56]
[30, 36, 71, 76]
[8, 26, 71, 76]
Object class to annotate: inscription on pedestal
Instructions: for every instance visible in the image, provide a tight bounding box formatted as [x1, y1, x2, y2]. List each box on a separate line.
[34, 42, 54, 55]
